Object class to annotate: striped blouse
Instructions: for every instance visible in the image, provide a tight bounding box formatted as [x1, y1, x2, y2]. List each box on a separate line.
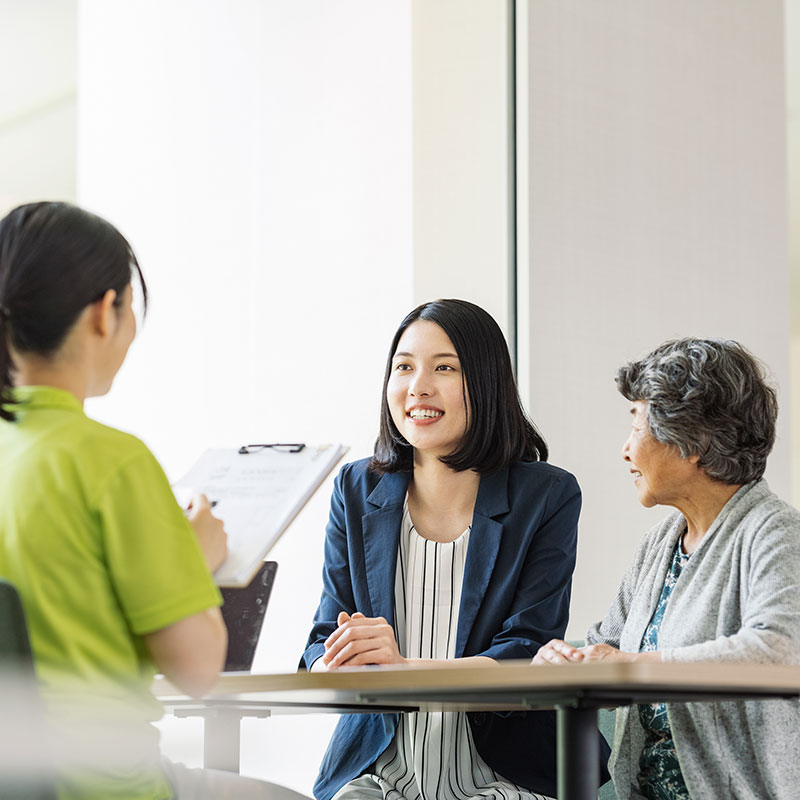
[333, 503, 553, 800]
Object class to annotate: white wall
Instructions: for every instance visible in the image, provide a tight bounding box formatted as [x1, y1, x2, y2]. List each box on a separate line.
[0, 0, 77, 214]
[78, 1, 412, 793]
[518, 0, 791, 638]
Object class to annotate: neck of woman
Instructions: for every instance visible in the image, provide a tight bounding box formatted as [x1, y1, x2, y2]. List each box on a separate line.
[409, 452, 480, 523]
[12, 353, 89, 405]
[678, 478, 743, 553]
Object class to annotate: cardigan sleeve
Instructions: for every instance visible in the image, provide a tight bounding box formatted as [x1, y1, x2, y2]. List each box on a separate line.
[300, 465, 358, 670]
[585, 516, 675, 648]
[585, 549, 647, 649]
[472, 472, 581, 661]
[584, 569, 636, 649]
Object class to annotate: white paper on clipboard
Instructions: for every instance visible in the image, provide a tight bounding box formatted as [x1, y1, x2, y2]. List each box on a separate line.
[174, 443, 348, 587]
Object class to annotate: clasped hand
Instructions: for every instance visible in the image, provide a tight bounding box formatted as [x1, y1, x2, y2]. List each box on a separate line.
[321, 611, 406, 669]
[532, 639, 638, 665]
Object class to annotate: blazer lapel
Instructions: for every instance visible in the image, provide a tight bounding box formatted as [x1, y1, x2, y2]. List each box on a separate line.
[362, 471, 411, 625]
[456, 467, 510, 656]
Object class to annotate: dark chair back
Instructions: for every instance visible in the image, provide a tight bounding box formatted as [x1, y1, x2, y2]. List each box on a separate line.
[0, 579, 58, 800]
[0, 580, 35, 663]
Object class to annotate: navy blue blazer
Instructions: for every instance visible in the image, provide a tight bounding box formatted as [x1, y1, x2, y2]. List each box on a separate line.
[302, 457, 585, 800]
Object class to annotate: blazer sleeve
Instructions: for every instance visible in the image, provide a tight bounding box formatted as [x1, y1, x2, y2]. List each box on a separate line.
[472, 472, 581, 661]
[300, 466, 358, 670]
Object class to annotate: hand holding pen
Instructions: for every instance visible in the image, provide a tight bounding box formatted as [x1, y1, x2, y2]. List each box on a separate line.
[185, 493, 228, 572]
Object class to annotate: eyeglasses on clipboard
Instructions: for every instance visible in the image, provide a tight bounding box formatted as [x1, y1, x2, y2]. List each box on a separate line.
[238, 443, 306, 455]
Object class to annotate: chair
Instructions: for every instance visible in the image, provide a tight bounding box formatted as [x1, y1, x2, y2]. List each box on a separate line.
[0, 579, 58, 800]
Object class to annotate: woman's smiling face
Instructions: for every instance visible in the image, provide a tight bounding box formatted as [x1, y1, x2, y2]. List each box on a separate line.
[387, 320, 469, 460]
[622, 400, 699, 508]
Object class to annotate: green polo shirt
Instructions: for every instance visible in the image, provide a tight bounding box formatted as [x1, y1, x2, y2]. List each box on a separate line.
[0, 386, 222, 799]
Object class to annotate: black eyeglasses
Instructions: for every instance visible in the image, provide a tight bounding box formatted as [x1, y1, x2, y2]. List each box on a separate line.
[238, 443, 306, 454]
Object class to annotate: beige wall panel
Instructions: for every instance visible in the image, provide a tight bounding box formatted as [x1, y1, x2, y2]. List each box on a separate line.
[519, 1, 790, 636]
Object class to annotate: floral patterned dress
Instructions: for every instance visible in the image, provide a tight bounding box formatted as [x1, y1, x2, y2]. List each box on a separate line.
[637, 539, 691, 800]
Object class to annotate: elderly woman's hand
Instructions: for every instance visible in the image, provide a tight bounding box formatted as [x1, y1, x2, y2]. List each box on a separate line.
[578, 644, 661, 664]
[532, 639, 585, 665]
[533, 641, 662, 665]
[578, 644, 634, 663]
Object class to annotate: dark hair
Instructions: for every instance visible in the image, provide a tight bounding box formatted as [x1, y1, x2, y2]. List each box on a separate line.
[0, 201, 147, 421]
[616, 338, 777, 485]
[370, 299, 547, 474]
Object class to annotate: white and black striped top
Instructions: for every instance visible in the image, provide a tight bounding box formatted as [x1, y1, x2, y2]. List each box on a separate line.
[334, 503, 553, 800]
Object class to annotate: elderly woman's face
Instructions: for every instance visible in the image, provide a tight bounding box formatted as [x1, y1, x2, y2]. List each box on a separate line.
[622, 401, 700, 508]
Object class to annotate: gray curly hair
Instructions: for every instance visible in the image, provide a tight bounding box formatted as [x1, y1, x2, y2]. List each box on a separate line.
[616, 338, 777, 485]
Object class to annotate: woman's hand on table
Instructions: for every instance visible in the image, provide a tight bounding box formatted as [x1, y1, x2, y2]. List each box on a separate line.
[533, 640, 662, 665]
[532, 639, 585, 664]
[322, 611, 407, 669]
[579, 644, 661, 663]
[578, 644, 636, 663]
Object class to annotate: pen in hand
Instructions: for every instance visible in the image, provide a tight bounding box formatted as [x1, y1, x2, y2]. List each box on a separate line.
[183, 498, 218, 514]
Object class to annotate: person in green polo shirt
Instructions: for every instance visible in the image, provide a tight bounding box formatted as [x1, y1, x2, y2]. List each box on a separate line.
[0, 202, 307, 800]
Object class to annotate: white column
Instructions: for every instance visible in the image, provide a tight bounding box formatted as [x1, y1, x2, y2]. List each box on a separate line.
[78, 1, 412, 792]
[412, 0, 516, 343]
[0, 0, 77, 214]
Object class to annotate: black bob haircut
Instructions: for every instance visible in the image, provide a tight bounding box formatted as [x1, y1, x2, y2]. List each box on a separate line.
[370, 299, 548, 474]
[0, 201, 147, 422]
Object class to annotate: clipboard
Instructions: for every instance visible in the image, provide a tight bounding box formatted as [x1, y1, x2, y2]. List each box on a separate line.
[175, 442, 348, 587]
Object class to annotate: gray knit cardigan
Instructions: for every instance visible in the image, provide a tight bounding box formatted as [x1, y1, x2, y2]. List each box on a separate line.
[586, 479, 800, 800]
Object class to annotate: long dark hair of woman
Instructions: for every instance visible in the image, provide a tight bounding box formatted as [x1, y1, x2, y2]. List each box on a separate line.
[371, 298, 547, 474]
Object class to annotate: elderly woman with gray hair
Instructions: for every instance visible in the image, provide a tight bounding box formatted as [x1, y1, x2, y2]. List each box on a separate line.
[534, 338, 800, 800]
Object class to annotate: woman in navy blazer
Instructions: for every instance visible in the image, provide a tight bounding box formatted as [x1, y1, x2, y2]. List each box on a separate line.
[302, 300, 587, 800]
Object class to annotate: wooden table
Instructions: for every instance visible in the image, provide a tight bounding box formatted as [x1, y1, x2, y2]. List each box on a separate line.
[154, 660, 800, 800]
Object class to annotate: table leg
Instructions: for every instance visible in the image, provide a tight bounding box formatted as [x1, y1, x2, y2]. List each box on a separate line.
[557, 706, 599, 800]
[173, 705, 272, 774]
[203, 708, 244, 773]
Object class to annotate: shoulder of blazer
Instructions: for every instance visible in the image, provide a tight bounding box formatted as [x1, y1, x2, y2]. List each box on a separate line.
[506, 461, 580, 496]
[503, 461, 581, 519]
[470, 461, 578, 521]
[507, 459, 578, 483]
[338, 457, 411, 510]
